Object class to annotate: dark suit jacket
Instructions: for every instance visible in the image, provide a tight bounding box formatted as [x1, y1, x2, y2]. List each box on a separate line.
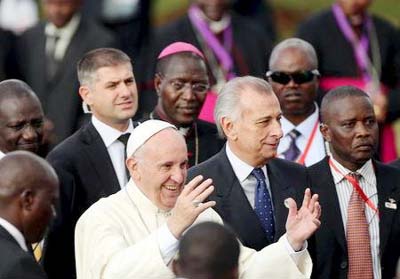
[136, 13, 273, 117]
[0, 225, 47, 279]
[390, 159, 400, 169]
[17, 18, 117, 145]
[44, 122, 122, 279]
[307, 157, 400, 279]
[187, 147, 308, 251]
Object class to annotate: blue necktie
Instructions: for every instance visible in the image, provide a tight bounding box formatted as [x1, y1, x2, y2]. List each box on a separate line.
[282, 129, 301, 161]
[252, 168, 275, 242]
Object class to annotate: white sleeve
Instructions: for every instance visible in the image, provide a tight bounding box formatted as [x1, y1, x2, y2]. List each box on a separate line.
[157, 223, 179, 264]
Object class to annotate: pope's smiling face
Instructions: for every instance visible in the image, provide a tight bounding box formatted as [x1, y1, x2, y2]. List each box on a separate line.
[129, 129, 189, 210]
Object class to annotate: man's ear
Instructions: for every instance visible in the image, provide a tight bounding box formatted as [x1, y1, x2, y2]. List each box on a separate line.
[126, 156, 140, 180]
[19, 189, 34, 211]
[79, 86, 92, 106]
[154, 73, 162, 97]
[221, 116, 237, 141]
[320, 123, 331, 142]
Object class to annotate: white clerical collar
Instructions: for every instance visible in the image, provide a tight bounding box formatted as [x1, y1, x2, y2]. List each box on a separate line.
[0, 217, 28, 251]
[91, 115, 134, 148]
[225, 143, 267, 183]
[281, 103, 319, 138]
[0, 150, 5, 159]
[196, 6, 231, 33]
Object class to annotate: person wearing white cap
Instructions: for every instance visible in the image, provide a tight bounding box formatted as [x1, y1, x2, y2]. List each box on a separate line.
[75, 119, 321, 279]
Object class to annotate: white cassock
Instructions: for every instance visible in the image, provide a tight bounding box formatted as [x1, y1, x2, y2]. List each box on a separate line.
[75, 180, 312, 279]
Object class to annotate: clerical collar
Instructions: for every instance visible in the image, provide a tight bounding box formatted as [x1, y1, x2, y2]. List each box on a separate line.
[194, 6, 231, 33]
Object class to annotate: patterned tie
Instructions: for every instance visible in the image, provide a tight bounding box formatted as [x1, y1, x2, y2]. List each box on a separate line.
[117, 133, 131, 179]
[252, 168, 275, 242]
[346, 173, 373, 279]
[282, 129, 301, 161]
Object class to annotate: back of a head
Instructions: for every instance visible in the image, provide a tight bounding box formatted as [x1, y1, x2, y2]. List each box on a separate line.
[174, 222, 240, 279]
[77, 48, 131, 86]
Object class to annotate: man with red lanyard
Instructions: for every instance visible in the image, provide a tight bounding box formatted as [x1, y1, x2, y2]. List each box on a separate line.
[267, 38, 326, 166]
[307, 85, 400, 279]
[297, 0, 400, 162]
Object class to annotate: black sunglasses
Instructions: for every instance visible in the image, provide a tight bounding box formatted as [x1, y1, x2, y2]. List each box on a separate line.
[266, 70, 320, 85]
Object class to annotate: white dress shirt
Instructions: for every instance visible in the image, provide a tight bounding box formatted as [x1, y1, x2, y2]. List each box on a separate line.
[44, 14, 80, 61]
[278, 103, 326, 166]
[0, 217, 28, 252]
[329, 157, 381, 279]
[92, 116, 134, 188]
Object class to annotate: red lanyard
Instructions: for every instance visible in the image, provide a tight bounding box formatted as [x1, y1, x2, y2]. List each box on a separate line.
[329, 158, 379, 215]
[296, 120, 319, 165]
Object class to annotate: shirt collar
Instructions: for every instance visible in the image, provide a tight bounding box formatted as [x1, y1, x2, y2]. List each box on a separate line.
[0, 217, 27, 251]
[225, 143, 267, 183]
[0, 150, 5, 159]
[91, 115, 134, 148]
[281, 103, 319, 138]
[330, 156, 374, 185]
[45, 13, 80, 39]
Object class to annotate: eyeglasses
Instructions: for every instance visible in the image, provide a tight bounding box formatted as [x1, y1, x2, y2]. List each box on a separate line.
[266, 70, 320, 85]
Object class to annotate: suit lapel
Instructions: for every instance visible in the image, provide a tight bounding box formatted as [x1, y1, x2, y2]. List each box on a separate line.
[314, 158, 347, 252]
[213, 149, 269, 248]
[375, 162, 398, 255]
[266, 161, 296, 240]
[80, 123, 120, 196]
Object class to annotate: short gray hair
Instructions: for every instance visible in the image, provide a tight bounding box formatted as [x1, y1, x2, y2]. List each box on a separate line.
[269, 38, 318, 69]
[214, 76, 273, 138]
[77, 48, 131, 86]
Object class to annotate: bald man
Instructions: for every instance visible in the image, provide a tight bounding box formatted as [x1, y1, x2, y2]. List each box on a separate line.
[0, 79, 46, 156]
[0, 151, 59, 278]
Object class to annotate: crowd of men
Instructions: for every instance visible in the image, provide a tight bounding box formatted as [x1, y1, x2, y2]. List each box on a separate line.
[0, 0, 400, 278]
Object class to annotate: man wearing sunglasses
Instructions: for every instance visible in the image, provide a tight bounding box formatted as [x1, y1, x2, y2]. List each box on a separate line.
[141, 42, 224, 167]
[267, 38, 326, 166]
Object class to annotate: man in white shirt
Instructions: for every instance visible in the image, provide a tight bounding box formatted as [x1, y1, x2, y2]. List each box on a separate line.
[0, 151, 58, 278]
[75, 119, 321, 279]
[44, 48, 137, 279]
[308, 85, 400, 278]
[267, 38, 326, 166]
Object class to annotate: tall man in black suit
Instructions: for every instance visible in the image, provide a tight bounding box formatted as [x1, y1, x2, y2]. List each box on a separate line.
[142, 42, 224, 167]
[17, 0, 118, 146]
[43, 48, 138, 279]
[308, 86, 400, 278]
[188, 76, 309, 251]
[0, 151, 59, 279]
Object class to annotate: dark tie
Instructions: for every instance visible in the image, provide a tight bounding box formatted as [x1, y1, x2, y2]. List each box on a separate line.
[46, 33, 60, 80]
[117, 133, 131, 180]
[252, 168, 275, 242]
[282, 129, 301, 161]
[346, 173, 373, 279]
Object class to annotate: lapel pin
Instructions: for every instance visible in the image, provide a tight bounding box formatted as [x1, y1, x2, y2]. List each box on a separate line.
[385, 198, 397, 210]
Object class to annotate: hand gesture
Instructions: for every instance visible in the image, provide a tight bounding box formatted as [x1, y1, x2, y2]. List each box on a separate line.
[285, 188, 321, 251]
[167, 175, 216, 238]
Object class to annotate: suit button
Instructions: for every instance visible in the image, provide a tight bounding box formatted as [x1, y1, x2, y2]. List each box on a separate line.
[340, 261, 348, 269]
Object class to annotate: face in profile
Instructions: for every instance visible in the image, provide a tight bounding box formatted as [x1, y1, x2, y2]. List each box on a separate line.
[156, 54, 209, 126]
[321, 95, 378, 169]
[21, 176, 59, 243]
[82, 63, 138, 130]
[128, 129, 188, 210]
[0, 95, 44, 154]
[269, 47, 318, 119]
[225, 89, 283, 166]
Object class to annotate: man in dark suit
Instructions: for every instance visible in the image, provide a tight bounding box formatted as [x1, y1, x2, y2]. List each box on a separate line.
[0, 151, 59, 279]
[141, 42, 224, 167]
[188, 76, 308, 251]
[17, 0, 118, 146]
[43, 48, 138, 279]
[308, 86, 400, 278]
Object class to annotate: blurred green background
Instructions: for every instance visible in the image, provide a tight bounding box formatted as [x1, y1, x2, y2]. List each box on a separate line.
[152, 0, 399, 40]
